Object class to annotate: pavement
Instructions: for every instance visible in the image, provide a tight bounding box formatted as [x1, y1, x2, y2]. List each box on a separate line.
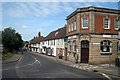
[30, 51, 120, 78]
[2, 52, 22, 64]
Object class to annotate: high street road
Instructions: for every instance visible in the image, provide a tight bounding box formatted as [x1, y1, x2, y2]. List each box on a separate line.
[2, 51, 111, 80]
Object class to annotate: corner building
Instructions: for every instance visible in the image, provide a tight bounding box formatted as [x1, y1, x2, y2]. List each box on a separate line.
[66, 6, 120, 64]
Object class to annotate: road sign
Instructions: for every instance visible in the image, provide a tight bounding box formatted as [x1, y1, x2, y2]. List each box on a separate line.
[64, 39, 67, 43]
[118, 46, 120, 58]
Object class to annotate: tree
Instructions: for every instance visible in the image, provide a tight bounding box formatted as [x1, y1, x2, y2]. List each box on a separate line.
[2, 27, 23, 52]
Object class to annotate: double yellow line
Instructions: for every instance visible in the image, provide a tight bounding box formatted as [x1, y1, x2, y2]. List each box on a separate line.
[96, 72, 120, 78]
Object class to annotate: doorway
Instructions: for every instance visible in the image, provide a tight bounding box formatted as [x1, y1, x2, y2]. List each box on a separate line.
[81, 40, 89, 63]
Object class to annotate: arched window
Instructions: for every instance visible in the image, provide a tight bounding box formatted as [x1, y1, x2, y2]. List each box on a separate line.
[101, 40, 112, 53]
[68, 41, 71, 51]
[73, 40, 77, 52]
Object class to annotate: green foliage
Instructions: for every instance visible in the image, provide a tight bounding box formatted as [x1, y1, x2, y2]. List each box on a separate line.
[3, 49, 8, 54]
[58, 53, 63, 59]
[58, 53, 62, 56]
[2, 27, 23, 52]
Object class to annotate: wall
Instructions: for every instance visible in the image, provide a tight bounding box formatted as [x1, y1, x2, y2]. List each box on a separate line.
[94, 13, 120, 33]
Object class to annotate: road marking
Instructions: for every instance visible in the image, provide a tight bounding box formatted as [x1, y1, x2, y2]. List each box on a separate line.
[96, 72, 120, 79]
[102, 73, 112, 80]
[28, 53, 41, 64]
[96, 72, 113, 80]
[15, 55, 27, 78]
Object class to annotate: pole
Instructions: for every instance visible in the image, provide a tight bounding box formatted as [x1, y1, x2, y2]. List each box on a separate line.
[118, 28, 120, 59]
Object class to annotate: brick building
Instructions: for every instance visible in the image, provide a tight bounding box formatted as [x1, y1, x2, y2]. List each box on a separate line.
[66, 6, 120, 64]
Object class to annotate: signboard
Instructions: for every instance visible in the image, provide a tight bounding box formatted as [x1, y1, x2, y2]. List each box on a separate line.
[118, 46, 120, 58]
[64, 39, 67, 43]
[93, 43, 100, 45]
[103, 35, 111, 38]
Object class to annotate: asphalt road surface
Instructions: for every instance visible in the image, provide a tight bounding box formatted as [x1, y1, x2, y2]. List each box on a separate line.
[2, 51, 112, 80]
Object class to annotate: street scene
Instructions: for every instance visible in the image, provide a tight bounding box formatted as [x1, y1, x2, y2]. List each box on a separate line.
[1, 1, 120, 80]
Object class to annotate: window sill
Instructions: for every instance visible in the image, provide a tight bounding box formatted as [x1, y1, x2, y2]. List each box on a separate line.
[100, 52, 112, 55]
[114, 29, 119, 31]
[104, 29, 111, 30]
[81, 28, 89, 30]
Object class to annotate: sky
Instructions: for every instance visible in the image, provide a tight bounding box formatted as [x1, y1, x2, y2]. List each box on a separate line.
[1, 1, 120, 41]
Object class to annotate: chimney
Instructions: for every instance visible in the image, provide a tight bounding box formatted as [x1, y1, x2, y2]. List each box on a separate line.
[38, 32, 41, 37]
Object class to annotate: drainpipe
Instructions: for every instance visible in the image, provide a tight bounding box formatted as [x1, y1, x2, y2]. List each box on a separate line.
[118, 28, 120, 59]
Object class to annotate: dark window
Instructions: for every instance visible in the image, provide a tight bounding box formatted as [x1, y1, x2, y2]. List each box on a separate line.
[101, 40, 112, 53]
[73, 40, 77, 51]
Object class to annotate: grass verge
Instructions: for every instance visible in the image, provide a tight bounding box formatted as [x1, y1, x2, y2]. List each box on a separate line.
[2, 52, 14, 61]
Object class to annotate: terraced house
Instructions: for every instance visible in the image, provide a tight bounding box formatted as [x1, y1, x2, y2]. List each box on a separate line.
[29, 32, 44, 52]
[41, 26, 67, 60]
[66, 6, 120, 64]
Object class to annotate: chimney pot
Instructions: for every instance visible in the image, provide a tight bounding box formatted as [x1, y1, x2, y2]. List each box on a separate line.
[38, 32, 41, 37]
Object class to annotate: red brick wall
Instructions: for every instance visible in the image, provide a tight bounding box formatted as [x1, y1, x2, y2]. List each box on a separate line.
[94, 14, 119, 33]
[67, 16, 77, 35]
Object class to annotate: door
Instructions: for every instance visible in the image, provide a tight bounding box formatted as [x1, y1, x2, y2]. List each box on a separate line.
[65, 47, 67, 60]
[81, 40, 89, 63]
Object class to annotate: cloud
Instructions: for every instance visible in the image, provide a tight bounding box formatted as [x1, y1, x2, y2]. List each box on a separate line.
[3, 2, 79, 18]
[22, 25, 27, 28]
[37, 27, 46, 31]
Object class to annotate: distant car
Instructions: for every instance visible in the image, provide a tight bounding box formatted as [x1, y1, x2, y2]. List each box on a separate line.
[20, 47, 26, 51]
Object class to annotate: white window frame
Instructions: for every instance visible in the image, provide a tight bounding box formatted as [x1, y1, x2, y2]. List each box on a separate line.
[114, 19, 119, 30]
[69, 23, 70, 32]
[74, 20, 76, 30]
[68, 41, 71, 51]
[71, 22, 73, 31]
[73, 40, 77, 52]
[104, 18, 110, 29]
[82, 17, 88, 29]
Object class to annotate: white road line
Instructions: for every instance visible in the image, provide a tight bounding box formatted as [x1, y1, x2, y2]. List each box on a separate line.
[28, 53, 41, 64]
[102, 73, 112, 80]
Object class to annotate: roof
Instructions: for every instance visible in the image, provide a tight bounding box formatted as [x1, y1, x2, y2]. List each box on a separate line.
[30, 36, 44, 44]
[66, 6, 120, 20]
[43, 25, 66, 41]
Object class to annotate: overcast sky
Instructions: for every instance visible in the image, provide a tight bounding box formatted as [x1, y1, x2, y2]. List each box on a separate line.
[2, 1, 119, 41]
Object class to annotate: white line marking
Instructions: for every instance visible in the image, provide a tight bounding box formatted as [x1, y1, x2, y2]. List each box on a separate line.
[28, 53, 41, 64]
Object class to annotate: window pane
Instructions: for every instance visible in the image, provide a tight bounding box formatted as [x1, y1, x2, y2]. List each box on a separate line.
[115, 19, 119, 30]
[74, 20, 76, 30]
[101, 40, 111, 53]
[82, 17, 88, 28]
[104, 19, 109, 29]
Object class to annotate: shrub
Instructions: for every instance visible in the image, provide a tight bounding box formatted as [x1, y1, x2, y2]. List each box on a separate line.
[3, 49, 8, 54]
